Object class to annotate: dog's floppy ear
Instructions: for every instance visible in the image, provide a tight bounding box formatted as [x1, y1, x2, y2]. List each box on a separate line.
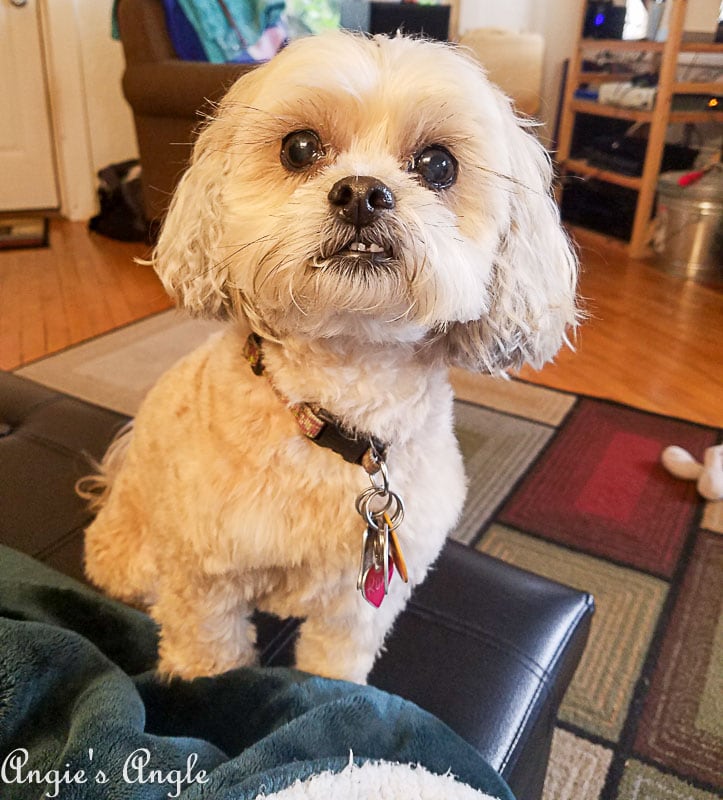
[151, 109, 237, 319]
[441, 95, 579, 374]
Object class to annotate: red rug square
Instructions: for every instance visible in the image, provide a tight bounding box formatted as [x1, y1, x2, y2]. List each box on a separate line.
[498, 398, 718, 577]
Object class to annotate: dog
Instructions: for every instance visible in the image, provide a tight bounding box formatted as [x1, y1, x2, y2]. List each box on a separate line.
[83, 31, 578, 684]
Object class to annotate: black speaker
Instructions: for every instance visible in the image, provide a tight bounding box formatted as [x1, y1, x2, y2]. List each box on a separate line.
[583, 2, 626, 39]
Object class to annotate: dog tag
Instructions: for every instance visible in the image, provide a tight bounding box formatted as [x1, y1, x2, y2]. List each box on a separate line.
[358, 523, 394, 607]
[362, 558, 394, 608]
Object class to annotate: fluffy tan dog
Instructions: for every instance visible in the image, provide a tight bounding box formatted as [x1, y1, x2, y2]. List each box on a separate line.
[84, 31, 578, 683]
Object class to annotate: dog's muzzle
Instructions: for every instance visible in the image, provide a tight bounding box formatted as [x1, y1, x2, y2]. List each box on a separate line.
[325, 176, 395, 262]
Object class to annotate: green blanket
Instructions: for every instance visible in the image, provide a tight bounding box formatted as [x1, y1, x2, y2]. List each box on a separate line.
[0, 546, 513, 799]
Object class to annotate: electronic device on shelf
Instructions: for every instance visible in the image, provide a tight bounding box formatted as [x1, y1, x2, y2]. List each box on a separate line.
[583, 1, 626, 39]
[671, 94, 722, 112]
[581, 134, 697, 177]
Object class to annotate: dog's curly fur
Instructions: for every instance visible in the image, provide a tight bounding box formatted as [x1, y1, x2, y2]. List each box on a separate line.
[84, 32, 578, 683]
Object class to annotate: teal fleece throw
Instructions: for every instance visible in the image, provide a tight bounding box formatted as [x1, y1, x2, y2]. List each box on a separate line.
[0, 546, 513, 799]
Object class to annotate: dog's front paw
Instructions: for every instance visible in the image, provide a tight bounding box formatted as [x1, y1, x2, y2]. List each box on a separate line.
[156, 614, 259, 680]
[294, 654, 370, 685]
[157, 644, 258, 681]
[295, 617, 379, 684]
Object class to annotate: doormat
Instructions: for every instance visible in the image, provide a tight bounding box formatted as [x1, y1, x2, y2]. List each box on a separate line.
[0, 217, 49, 251]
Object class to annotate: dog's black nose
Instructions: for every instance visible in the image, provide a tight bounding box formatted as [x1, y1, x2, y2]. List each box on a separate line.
[328, 176, 395, 228]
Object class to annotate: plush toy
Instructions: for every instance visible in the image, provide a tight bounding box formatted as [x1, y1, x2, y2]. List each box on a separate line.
[661, 444, 723, 501]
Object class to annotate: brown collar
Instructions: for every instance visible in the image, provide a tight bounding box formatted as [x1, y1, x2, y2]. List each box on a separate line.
[243, 334, 387, 475]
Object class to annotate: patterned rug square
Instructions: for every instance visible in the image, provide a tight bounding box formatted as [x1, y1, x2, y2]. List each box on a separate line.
[542, 728, 613, 800]
[449, 369, 576, 427]
[634, 530, 722, 788]
[450, 403, 556, 544]
[478, 525, 668, 742]
[616, 760, 720, 800]
[497, 398, 718, 577]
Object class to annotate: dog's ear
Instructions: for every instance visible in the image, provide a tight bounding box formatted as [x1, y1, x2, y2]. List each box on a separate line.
[151, 110, 237, 319]
[440, 94, 579, 374]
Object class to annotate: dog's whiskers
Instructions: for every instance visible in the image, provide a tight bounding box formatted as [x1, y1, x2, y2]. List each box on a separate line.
[287, 282, 309, 317]
[253, 245, 301, 296]
[181, 234, 276, 283]
[472, 165, 547, 197]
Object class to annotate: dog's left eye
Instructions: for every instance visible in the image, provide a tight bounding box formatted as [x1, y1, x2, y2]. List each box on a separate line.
[411, 146, 458, 190]
[281, 130, 325, 171]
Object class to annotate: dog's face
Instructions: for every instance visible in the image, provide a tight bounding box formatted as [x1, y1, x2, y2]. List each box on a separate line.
[154, 32, 577, 372]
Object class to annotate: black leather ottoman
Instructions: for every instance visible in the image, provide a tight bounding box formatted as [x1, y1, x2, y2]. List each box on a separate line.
[0, 370, 593, 800]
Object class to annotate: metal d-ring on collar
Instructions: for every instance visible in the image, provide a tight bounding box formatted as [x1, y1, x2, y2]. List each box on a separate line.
[243, 333, 388, 475]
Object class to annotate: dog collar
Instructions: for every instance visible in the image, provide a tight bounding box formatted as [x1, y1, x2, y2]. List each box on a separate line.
[243, 334, 387, 475]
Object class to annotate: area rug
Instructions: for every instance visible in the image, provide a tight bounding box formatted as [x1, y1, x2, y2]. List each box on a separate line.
[16, 310, 224, 415]
[0, 216, 49, 251]
[477, 398, 721, 800]
[14, 311, 723, 800]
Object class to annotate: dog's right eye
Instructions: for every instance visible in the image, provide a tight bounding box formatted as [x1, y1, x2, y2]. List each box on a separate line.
[281, 130, 325, 171]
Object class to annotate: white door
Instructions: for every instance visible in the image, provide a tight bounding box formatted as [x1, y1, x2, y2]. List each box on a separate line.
[0, 0, 59, 211]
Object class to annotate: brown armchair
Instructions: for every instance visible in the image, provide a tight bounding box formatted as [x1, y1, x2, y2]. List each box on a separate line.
[116, 0, 257, 224]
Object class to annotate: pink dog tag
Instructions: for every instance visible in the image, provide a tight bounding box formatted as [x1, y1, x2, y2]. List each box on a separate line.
[363, 559, 394, 608]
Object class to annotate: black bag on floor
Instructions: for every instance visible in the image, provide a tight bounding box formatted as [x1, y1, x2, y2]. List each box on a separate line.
[89, 159, 149, 242]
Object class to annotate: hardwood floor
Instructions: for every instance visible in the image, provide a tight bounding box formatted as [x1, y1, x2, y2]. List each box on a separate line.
[0, 220, 171, 371]
[1, 219, 721, 427]
[519, 227, 723, 428]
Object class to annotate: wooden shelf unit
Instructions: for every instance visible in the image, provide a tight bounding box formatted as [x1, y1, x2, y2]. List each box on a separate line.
[556, 0, 723, 258]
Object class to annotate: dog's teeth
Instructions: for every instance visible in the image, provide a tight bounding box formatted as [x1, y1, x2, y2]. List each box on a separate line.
[347, 242, 386, 254]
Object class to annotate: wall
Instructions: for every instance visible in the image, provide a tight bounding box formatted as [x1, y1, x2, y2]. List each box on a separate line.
[458, 0, 533, 33]
[75, 0, 139, 173]
[529, 0, 581, 143]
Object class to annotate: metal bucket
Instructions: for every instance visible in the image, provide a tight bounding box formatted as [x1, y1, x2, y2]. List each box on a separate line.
[653, 168, 723, 283]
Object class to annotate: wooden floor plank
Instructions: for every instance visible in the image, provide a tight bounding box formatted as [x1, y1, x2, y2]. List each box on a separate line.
[0, 220, 169, 370]
[519, 228, 723, 427]
[0, 219, 720, 427]
[18, 248, 47, 365]
[0, 249, 23, 368]
[39, 240, 71, 357]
